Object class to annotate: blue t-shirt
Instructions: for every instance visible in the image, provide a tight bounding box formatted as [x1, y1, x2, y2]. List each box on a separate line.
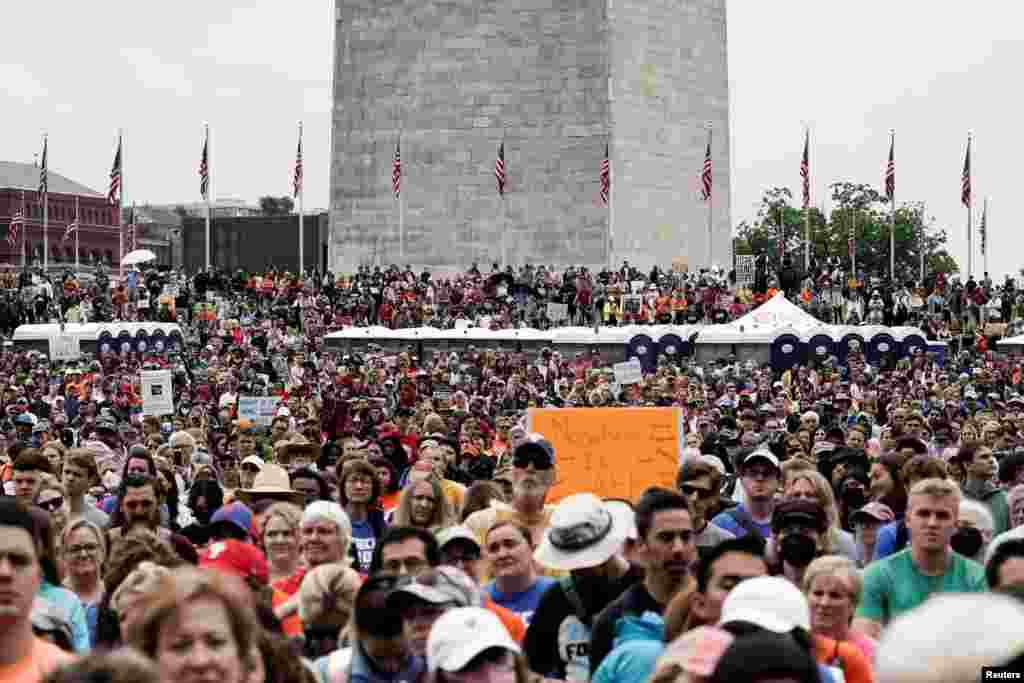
[872, 520, 905, 561]
[350, 519, 376, 571]
[710, 504, 772, 539]
[485, 576, 556, 626]
[37, 580, 90, 653]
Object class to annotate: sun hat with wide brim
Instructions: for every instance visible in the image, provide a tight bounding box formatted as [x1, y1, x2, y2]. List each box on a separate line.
[534, 492, 635, 571]
[236, 463, 305, 506]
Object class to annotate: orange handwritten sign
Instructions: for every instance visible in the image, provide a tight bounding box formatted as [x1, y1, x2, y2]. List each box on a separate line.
[527, 407, 683, 503]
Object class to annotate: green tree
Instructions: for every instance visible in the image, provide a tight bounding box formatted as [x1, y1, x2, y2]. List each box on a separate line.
[259, 196, 295, 216]
[734, 182, 958, 281]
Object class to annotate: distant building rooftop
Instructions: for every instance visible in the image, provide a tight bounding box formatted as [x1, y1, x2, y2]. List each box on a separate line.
[0, 161, 101, 196]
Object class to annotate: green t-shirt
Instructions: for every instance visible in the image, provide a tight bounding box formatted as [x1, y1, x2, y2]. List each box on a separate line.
[856, 549, 987, 625]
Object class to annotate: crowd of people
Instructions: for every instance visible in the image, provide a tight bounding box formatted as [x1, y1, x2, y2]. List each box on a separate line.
[2, 258, 1024, 683]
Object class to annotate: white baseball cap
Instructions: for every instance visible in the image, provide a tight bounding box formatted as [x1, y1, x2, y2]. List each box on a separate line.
[719, 576, 810, 633]
[427, 607, 521, 673]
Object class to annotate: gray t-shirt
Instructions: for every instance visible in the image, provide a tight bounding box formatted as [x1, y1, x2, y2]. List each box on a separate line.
[73, 504, 110, 530]
[698, 522, 736, 547]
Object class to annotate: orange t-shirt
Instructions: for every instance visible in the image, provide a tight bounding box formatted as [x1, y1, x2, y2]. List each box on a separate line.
[0, 637, 75, 683]
[271, 587, 304, 638]
[814, 635, 874, 683]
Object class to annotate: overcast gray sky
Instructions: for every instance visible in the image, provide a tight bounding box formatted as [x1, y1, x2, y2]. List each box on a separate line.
[1, 2, 1019, 277]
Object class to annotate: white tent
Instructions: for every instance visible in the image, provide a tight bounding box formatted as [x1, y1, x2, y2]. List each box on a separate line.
[698, 293, 834, 344]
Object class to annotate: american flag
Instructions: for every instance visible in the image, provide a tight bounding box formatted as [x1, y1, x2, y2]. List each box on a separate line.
[884, 133, 895, 201]
[108, 136, 122, 205]
[392, 140, 401, 199]
[292, 128, 303, 198]
[961, 136, 972, 207]
[800, 130, 810, 209]
[7, 205, 24, 248]
[599, 144, 610, 205]
[700, 141, 712, 201]
[199, 131, 210, 200]
[495, 141, 506, 196]
[38, 136, 48, 196]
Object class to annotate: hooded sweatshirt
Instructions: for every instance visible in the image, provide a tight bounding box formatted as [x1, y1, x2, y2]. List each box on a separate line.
[591, 613, 664, 683]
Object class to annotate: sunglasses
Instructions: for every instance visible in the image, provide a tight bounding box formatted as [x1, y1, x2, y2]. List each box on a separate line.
[513, 452, 553, 470]
[37, 496, 64, 512]
[680, 483, 717, 501]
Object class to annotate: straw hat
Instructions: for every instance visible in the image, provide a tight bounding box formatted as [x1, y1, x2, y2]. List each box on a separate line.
[236, 464, 305, 506]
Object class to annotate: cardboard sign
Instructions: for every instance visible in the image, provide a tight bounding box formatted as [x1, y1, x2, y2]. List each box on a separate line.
[141, 370, 173, 416]
[237, 396, 282, 426]
[735, 254, 756, 287]
[48, 333, 80, 361]
[613, 359, 643, 385]
[528, 407, 684, 502]
[547, 303, 569, 321]
[672, 258, 689, 274]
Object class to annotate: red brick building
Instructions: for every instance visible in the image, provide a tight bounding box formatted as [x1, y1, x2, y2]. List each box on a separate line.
[0, 161, 123, 270]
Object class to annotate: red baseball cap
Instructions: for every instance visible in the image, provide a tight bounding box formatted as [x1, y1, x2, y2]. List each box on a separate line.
[199, 540, 269, 585]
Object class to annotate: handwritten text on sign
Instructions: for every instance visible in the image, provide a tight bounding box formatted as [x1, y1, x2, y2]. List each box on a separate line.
[528, 407, 684, 503]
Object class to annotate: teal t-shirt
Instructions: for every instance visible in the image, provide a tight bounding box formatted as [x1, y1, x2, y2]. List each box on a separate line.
[856, 548, 987, 625]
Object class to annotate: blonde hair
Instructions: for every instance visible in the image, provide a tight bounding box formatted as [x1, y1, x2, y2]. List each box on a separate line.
[110, 561, 173, 615]
[908, 477, 961, 505]
[802, 554, 863, 608]
[60, 517, 107, 566]
[260, 502, 303, 542]
[786, 471, 843, 557]
[296, 562, 361, 626]
[391, 477, 457, 532]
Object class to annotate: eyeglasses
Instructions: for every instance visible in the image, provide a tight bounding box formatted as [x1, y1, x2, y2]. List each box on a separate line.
[680, 484, 717, 501]
[65, 543, 100, 556]
[37, 496, 64, 512]
[443, 549, 482, 564]
[513, 452, 553, 470]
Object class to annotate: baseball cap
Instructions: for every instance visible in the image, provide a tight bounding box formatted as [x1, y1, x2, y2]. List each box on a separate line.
[436, 526, 481, 553]
[709, 630, 819, 682]
[719, 576, 810, 633]
[772, 499, 828, 534]
[209, 502, 255, 540]
[199, 539, 268, 584]
[512, 434, 556, 466]
[427, 607, 521, 673]
[850, 501, 895, 525]
[535, 493, 634, 571]
[741, 449, 779, 471]
[386, 566, 482, 611]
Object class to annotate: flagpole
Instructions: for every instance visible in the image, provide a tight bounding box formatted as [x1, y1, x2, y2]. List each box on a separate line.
[118, 129, 124, 281]
[983, 197, 989, 277]
[888, 129, 895, 280]
[966, 132, 973, 279]
[204, 123, 211, 270]
[74, 195, 80, 272]
[398, 132, 405, 264]
[502, 130, 508, 270]
[41, 135, 48, 273]
[607, 141, 614, 270]
[297, 121, 305, 274]
[20, 191, 26, 270]
[706, 123, 713, 268]
[851, 207, 857, 279]
[804, 128, 811, 273]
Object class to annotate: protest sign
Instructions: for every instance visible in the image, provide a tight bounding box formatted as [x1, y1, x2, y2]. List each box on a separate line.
[613, 359, 643, 385]
[528, 407, 684, 502]
[237, 396, 282, 427]
[547, 303, 569, 321]
[141, 370, 173, 416]
[48, 333, 80, 361]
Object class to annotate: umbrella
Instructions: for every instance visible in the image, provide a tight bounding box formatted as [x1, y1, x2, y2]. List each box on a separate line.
[122, 249, 157, 265]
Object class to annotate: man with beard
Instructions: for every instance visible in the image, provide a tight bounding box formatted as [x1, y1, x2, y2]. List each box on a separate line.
[588, 488, 696, 676]
[465, 435, 562, 577]
[525, 494, 642, 681]
[105, 475, 195, 563]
